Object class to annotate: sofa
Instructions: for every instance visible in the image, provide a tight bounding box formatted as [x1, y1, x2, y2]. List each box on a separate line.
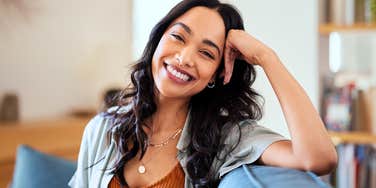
[10, 145, 331, 188]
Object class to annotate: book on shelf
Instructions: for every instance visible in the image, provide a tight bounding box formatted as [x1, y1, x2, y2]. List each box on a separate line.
[323, 82, 376, 133]
[354, 87, 376, 133]
[326, 0, 376, 25]
[330, 144, 376, 188]
[323, 83, 355, 131]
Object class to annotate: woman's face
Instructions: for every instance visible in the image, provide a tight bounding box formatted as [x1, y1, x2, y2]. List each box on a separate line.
[152, 6, 225, 100]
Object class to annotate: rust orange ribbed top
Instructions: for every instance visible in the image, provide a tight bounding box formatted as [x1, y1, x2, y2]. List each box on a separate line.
[108, 164, 185, 188]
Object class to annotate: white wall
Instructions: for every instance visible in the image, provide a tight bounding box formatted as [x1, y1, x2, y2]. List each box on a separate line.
[231, 0, 318, 137]
[0, 0, 132, 121]
[132, 0, 181, 60]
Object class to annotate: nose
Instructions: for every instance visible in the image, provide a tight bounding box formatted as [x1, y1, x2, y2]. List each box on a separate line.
[176, 46, 195, 67]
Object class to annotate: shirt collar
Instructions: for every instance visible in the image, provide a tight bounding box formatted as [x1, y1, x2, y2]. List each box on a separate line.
[176, 109, 191, 151]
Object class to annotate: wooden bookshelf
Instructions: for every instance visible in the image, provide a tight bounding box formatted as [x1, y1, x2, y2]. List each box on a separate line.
[319, 23, 376, 36]
[329, 131, 376, 145]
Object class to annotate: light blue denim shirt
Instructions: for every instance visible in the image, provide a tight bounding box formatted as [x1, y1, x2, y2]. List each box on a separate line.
[68, 107, 289, 188]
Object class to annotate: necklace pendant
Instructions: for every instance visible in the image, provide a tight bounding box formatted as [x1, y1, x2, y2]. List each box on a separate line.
[138, 165, 146, 174]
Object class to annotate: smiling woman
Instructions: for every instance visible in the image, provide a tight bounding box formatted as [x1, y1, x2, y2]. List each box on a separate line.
[68, 0, 337, 188]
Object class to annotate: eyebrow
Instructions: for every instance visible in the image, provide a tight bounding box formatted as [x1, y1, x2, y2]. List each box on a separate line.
[172, 22, 192, 34]
[171, 22, 221, 56]
[202, 39, 221, 56]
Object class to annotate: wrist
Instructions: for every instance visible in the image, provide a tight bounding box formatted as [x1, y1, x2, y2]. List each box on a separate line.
[257, 49, 279, 68]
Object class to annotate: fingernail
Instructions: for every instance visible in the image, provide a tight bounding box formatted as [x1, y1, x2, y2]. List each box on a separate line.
[223, 79, 228, 85]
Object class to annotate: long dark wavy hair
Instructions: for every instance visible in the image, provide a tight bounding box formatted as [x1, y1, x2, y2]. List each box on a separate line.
[105, 0, 263, 187]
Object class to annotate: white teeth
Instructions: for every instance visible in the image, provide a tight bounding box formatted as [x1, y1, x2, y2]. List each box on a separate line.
[182, 75, 188, 80]
[166, 65, 190, 81]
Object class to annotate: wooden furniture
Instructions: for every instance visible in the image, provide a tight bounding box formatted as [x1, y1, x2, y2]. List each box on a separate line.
[0, 117, 91, 188]
[318, 14, 376, 185]
[329, 131, 376, 145]
[319, 22, 376, 145]
[319, 23, 376, 36]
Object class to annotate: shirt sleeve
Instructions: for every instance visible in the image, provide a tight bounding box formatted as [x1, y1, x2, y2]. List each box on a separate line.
[217, 119, 290, 178]
[68, 115, 105, 188]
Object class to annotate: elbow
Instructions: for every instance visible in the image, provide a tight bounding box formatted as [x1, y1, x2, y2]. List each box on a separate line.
[304, 151, 338, 176]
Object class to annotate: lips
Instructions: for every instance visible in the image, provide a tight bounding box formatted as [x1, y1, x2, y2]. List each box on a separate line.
[164, 63, 195, 82]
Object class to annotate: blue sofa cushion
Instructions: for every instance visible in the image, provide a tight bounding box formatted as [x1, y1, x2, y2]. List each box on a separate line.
[11, 145, 77, 188]
[219, 164, 331, 188]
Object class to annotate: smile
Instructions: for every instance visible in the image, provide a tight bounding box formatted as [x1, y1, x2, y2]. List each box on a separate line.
[165, 63, 195, 82]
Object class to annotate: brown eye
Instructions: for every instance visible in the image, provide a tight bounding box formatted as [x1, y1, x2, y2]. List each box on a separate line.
[200, 50, 215, 60]
[171, 34, 184, 42]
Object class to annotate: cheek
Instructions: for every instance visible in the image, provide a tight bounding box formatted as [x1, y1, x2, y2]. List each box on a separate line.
[197, 63, 219, 83]
[151, 39, 168, 74]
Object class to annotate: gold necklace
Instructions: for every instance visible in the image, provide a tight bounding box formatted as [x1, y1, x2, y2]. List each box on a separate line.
[137, 128, 183, 174]
[148, 128, 182, 147]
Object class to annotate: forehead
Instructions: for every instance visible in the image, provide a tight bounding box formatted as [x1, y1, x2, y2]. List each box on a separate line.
[169, 6, 226, 47]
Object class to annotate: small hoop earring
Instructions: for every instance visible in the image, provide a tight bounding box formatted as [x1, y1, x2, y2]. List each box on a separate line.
[207, 81, 215, 88]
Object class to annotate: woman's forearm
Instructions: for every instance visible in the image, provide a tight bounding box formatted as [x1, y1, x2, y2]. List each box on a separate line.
[260, 52, 337, 171]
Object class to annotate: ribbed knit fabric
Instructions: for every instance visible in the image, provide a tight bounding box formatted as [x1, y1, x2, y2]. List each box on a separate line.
[108, 164, 185, 188]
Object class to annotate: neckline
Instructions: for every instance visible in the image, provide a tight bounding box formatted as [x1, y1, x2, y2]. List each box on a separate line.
[120, 161, 183, 188]
[143, 162, 183, 187]
[176, 109, 191, 151]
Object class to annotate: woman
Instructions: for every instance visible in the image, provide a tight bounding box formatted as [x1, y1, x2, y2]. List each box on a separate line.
[69, 0, 337, 187]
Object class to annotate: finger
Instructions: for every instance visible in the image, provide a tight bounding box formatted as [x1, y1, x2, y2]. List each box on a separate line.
[219, 69, 225, 78]
[224, 46, 235, 85]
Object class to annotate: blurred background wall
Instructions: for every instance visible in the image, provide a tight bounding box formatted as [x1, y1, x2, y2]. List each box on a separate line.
[232, 0, 318, 137]
[0, 0, 132, 120]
